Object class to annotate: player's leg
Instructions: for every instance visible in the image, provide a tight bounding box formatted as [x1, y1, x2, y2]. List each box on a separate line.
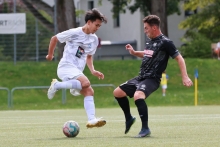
[55, 79, 82, 89]
[134, 79, 160, 138]
[77, 76, 106, 128]
[218, 49, 220, 60]
[162, 85, 166, 96]
[47, 78, 82, 99]
[215, 48, 220, 59]
[47, 65, 83, 99]
[113, 78, 137, 134]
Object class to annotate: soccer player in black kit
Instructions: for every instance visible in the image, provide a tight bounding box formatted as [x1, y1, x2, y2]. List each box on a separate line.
[113, 15, 193, 138]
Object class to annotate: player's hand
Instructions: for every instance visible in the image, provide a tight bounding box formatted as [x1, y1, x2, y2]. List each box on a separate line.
[125, 44, 135, 55]
[91, 70, 104, 80]
[182, 77, 193, 87]
[46, 55, 54, 61]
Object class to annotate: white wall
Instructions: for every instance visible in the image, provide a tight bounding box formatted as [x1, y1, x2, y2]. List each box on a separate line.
[43, 0, 185, 49]
[42, 0, 80, 7]
[79, 0, 145, 51]
[167, 2, 186, 48]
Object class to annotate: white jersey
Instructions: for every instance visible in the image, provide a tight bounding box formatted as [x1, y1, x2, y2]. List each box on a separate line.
[56, 27, 99, 71]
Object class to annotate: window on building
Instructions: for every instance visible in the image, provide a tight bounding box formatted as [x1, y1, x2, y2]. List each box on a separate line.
[185, 9, 197, 17]
[184, 1, 197, 17]
[88, 1, 94, 10]
[114, 15, 120, 27]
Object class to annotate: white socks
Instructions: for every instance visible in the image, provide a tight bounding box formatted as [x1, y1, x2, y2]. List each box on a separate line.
[54, 79, 82, 90]
[84, 96, 96, 121]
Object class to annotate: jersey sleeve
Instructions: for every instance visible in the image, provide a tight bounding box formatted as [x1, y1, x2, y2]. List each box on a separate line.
[163, 41, 179, 59]
[56, 29, 77, 43]
[166, 74, 169, 79]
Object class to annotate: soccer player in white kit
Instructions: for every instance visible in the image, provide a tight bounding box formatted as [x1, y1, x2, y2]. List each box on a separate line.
[46, 8, 107, 128]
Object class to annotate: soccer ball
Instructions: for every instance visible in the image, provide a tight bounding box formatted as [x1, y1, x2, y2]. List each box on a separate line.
[62, 120, 80, 137]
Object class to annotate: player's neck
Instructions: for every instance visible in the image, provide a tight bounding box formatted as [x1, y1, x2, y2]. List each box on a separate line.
[152, 30, 162, 39]
[82, 25, 90, 34]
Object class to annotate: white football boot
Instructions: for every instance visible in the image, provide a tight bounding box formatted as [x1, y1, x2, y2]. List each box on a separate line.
[86, 117, 106, 128]
[70, 89, 81, 96]
[47, 79, 58, 99]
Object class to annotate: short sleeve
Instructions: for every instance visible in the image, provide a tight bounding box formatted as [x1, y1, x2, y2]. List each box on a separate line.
[94, 35, 99, 48]
[163, 41, 179, 59]
[88, 35, 99, 55]
[56, 29, 78, 43]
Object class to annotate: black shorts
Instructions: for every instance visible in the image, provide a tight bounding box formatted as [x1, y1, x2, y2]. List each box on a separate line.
[119, 77, 160, 98]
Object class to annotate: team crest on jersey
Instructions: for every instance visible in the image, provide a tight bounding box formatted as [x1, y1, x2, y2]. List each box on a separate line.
[75, 46, 85, 58]
[144, 49, 154, 57]
[88, 43, 92, 48]
[153, 43, 157, 47]
[140, 84, 146, 90]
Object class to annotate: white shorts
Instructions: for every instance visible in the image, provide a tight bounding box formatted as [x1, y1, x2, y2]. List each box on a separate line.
[57, 63, 84, 81]
[161, 85, 167, 89]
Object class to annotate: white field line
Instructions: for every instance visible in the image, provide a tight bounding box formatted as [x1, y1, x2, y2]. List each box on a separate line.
[1, 114, 220, 119]
[0, 115, 220, 126]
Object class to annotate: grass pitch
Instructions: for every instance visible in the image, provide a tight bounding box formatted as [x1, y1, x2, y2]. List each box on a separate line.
[0, 106, 220, 147]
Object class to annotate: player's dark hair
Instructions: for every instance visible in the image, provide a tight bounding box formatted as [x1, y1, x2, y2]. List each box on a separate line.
[85, 8, 107, 23]
[143, 15, 160, 27]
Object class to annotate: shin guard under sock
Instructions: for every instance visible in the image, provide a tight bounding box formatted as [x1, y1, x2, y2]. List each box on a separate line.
[115, 97, 132, 121]
[135, 99, 149, 129]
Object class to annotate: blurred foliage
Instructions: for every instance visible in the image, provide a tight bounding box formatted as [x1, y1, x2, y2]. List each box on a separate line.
[107, 0, 181, 18]
[179, 31, 212, 58]
[179, 0, 220, 42]
[0, 2, 53, 61]
[38, 10, 53, 23]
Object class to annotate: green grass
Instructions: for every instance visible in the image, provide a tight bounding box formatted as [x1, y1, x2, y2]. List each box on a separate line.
[0, 106, 220, 147]
[0, 58, 220, 110]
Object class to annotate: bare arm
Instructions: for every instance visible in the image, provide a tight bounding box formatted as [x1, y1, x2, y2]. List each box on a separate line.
[46, 36, 58, 61]
[175, 54, 193, 87]
[86, 55, 104, 79]
[125, 44, 145, 58]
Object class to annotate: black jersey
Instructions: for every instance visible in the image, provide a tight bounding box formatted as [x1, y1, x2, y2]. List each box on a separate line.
[136, 34, 179, 81]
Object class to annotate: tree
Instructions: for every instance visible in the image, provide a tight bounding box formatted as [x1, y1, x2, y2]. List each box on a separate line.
[0, 1, 53, 61]
[178, 0, 220, 58]
[108, 0, 181, 36]
[151, 0, 167, 36]
[179, 0, 220, 41]
[20, 0, 77, 59]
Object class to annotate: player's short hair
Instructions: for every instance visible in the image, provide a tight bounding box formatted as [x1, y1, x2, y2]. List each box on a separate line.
[143, 15, 160, 27]
[85, 8, 107, 23]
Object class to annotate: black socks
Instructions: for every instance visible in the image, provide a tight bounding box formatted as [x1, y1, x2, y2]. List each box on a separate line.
[135, 99, 149, 129]
[115, 97, 132, 121]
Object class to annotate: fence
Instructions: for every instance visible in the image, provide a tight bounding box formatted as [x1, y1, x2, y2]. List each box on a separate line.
[0, 0, 56, 64]
[0, 87, 10, 107]
[94, 40, 137, 60]
[1, 84, 116, 108]
[0, 1, 138, 64]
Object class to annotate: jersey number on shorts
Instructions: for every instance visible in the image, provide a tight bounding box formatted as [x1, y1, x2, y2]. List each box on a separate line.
[75, 46, 85, 58]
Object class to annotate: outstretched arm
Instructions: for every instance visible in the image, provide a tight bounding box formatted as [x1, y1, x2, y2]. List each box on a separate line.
[175, 54, 193, 87]
[87, 55, 104, 79]
[46, 36, 58, 61]
[125, 44, 145, 58]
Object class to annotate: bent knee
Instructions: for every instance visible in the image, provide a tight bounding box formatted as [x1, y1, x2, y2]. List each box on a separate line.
[81, 81, 91, 89]
[134, 91, 146, 100]
[81, 87, 94, 96]
[113, 87, 126, 97]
